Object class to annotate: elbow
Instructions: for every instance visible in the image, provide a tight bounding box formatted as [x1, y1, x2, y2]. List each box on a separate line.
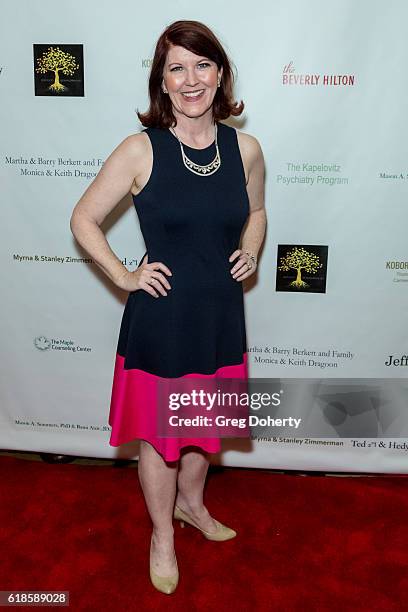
[69, 212, 78, 237]
[70, 210, 99, 241]
[70, 210, 84, 239]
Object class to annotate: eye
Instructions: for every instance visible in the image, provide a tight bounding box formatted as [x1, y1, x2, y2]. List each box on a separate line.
[170, 66, 182, 72]
[198, 62, 210, 69]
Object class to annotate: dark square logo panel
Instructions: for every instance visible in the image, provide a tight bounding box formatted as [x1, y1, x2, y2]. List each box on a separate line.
[276, 244, 328, 293]
[33, 44, 84, 96]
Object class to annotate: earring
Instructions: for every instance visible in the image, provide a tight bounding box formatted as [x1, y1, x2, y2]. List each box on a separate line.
[217, 78, 221, 87]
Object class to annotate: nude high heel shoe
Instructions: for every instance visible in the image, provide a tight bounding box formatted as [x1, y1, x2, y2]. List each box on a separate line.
[173, 504, 237, 541]
[149, 535, 179, 594]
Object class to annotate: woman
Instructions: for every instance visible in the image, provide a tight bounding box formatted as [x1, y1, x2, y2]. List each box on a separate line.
[70, 20, 266, 595]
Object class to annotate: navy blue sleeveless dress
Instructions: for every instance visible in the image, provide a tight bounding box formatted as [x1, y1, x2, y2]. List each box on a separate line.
[108, 120, 250, 461]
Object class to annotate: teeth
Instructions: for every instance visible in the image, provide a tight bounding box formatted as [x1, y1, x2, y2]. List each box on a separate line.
[182, 90, 204, 97]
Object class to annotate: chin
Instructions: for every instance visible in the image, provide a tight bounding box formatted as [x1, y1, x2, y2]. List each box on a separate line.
[186, 109, 213, 119]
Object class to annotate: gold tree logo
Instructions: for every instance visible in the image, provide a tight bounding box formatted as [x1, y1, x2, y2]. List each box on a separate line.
[278, 246, 322, 288]
[35, 46, 79, 92]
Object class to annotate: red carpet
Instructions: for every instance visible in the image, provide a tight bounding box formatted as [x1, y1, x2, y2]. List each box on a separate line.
[0, 454, 406, 611]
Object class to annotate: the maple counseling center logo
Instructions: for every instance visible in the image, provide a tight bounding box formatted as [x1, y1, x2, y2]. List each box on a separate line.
[276, 245, 328, 293]
[33, 44, 84, 96]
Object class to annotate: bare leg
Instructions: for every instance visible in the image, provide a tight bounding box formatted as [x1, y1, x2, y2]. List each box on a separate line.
[138, 440, 178, 575]
[174, 448, 218, 533]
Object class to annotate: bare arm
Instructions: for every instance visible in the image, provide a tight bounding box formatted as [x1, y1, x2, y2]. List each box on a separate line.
[230, 133, 267, 280]
[70, 134, 143, 287]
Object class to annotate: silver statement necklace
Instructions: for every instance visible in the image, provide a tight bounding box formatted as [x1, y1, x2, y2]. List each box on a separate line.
[169, 122, 221, 176]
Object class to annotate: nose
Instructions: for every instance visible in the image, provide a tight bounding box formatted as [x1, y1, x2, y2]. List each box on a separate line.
[184, 67, 200, 87]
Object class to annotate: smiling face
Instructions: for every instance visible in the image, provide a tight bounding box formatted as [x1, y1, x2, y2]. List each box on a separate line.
[162, 44, 223, 122]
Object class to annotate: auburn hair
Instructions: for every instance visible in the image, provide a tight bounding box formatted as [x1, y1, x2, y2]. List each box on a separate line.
[137, 20, 244, 128]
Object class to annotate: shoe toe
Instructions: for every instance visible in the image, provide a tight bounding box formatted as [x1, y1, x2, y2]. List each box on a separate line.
[150, 569, 179, 594]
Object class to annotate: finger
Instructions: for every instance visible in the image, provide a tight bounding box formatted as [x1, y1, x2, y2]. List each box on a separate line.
[141, 282, 159, 298]
[233, 262, 253, 278]
[146, 261, 173, 276]
[228, 249, 242, 263]
[234, 270, 251, 282]
[150, 271, 171, 290]
[149, 277, 167, 296]
[231, 258, 248, 275]
[141, 272, 168, 295]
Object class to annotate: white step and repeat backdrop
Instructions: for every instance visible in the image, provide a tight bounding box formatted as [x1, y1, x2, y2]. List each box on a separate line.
[1, 1, 407, 472]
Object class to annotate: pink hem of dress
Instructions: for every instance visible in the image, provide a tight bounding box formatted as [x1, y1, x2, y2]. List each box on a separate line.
[108, 352, 248, 462]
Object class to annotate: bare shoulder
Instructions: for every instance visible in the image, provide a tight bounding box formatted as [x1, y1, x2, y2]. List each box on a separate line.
[118, 132, 152, 195]
[235, 128, 264, 185]
[235, 129, 263, 161]
[70, 131, 153, 226]
[119, 131, 151, 158]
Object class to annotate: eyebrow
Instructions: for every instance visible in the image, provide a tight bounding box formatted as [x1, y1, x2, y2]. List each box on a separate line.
[168, 59, 210, 66]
